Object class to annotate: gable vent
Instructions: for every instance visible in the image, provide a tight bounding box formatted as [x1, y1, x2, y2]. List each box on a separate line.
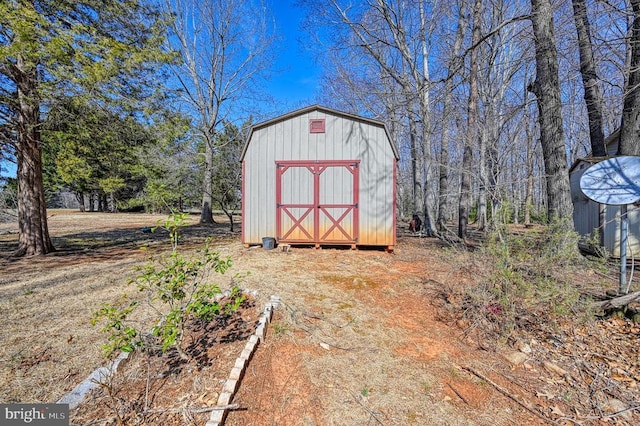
[309, 119, 325, 133]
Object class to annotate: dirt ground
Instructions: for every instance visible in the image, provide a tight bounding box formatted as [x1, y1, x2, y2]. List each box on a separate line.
[0, 210, 638, 426]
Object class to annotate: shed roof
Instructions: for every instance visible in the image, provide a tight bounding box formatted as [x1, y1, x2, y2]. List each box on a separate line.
[240, 104, 399, 161]
[568, 129, 620, 174]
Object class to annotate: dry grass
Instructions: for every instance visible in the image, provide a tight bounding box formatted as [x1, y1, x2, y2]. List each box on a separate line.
[0, 210, 235, 405]
[1, 211, 638, 426]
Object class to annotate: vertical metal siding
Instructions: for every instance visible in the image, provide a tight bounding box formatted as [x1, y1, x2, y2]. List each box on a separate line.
[570, 162, 600, 237]
[356, 123, 394, 246]
[243, 108, 396, 247]
[604, 205, 640, 258]
[570, 159, 640, 258]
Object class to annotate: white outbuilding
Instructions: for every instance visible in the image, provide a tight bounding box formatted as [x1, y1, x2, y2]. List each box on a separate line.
[240, 105, 399, 251]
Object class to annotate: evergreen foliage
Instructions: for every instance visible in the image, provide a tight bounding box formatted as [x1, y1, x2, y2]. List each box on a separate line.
[0, 0, 171, 254]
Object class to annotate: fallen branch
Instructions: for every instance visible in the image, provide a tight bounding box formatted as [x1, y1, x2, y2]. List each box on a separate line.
[463, 366, 560, 425]
[143, 404, 239, 414]
[596, 290, 640, 310]
[436, 227, 465, 248]
[558, 405, 640, 423]
[447, 382, 469, 405]
[350, 392, 385, 425]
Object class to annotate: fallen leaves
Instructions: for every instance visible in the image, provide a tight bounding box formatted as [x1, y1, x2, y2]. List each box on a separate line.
[510, 315, 640, 424]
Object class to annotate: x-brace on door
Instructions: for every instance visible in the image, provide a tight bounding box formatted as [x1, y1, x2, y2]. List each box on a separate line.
[276, 160, 359, 247]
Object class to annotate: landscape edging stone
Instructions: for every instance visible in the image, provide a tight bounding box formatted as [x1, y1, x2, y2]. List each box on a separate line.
[57, 292, 281, 424]
[57, 351, 129, 409]
[206, 295, 281, 426]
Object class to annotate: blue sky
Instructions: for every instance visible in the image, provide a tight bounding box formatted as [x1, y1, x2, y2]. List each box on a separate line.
[1, 159, 15, 179]
[267, 0, 321, 109]
[0, 0, 320, 180]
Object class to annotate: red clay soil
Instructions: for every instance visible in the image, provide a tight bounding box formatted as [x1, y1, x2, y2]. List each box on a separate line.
[226, 239, 551, 426]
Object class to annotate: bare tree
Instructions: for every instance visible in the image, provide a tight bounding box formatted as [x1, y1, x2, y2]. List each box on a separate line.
[302, 0, 612, 231]
[437, 6, 466, 233]
[527, 0, 574, 223]
[312, 0, 443, 234]
[619, 0, 640, 156]
[572, 0, 606, 157]
[523, 80, 536, 226]
[476, 1, 531, 229]
[164, 0, 275, 223]
[459, 0, 482, 240]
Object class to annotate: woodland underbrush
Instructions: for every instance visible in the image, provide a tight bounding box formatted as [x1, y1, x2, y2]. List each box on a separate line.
[438, 223, 640, 424]
[462, 222, 596, 341]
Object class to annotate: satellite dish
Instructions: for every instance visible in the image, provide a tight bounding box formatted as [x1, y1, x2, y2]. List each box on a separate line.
[579, 156, 640, 205]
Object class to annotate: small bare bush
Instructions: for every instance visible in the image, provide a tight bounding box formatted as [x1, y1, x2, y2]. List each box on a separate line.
[460, 223, 593, 343]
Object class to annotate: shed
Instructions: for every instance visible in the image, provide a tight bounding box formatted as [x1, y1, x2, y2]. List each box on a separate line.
[569, 131, 640, 258]
[240, 105, 399, 250]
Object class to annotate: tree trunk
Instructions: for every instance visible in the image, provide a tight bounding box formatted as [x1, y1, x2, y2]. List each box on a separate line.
[14, 56, 55, 256]
[76, 191, 86, 212]
[619, 0, 640, 156]
[458, 145, 473, 239]
[438, 10, 466, 233]
[201, 135, 214, 223]
[110, 192, 117, 213]
[523, 78, 535, 226]
[523, 146, 535, 225]
[528, 0, 574, 223]
[477, 125, 488, 231]
[224, 210, 234, 232]
[437, 98, 451, 232]
[408, 115, 424, 217]
[572, 0, 606, 157]
[459, 0, 482, 240]
[418, 1, 436, 237]
[487, 126, 499, 228]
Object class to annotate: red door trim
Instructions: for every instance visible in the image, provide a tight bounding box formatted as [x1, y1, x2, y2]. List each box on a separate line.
[276, 160, 359, 245]
[318, 205, 355, 241]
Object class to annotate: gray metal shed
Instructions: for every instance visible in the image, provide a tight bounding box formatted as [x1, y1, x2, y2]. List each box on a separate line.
[240, 105, 399, 250]
[569, 132, 640, 258]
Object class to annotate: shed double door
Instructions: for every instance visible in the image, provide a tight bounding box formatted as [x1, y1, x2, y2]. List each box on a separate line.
[276, 160, 359, 246]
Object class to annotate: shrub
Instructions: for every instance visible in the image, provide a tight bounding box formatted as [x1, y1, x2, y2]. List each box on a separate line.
[465, 222, 591, 341]
[92, 212, 246, 359]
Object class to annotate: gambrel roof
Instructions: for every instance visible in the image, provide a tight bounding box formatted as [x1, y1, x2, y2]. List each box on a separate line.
[241, 104, 399, 161]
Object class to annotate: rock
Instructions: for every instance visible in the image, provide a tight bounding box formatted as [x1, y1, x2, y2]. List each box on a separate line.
[456, 319, 470, 329]
[516, 341, 532, 354]
[503, 350, 528, 365]
[606, 289, 619, 298]
[542, 361, 567, 377]
[603, 398, 632, 421]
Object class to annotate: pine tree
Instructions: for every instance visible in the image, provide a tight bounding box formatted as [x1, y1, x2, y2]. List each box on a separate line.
[0, 0, 169, 255]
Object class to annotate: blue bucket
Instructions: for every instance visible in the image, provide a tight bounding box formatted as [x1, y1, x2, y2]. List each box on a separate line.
[262, 237, 276, 250]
